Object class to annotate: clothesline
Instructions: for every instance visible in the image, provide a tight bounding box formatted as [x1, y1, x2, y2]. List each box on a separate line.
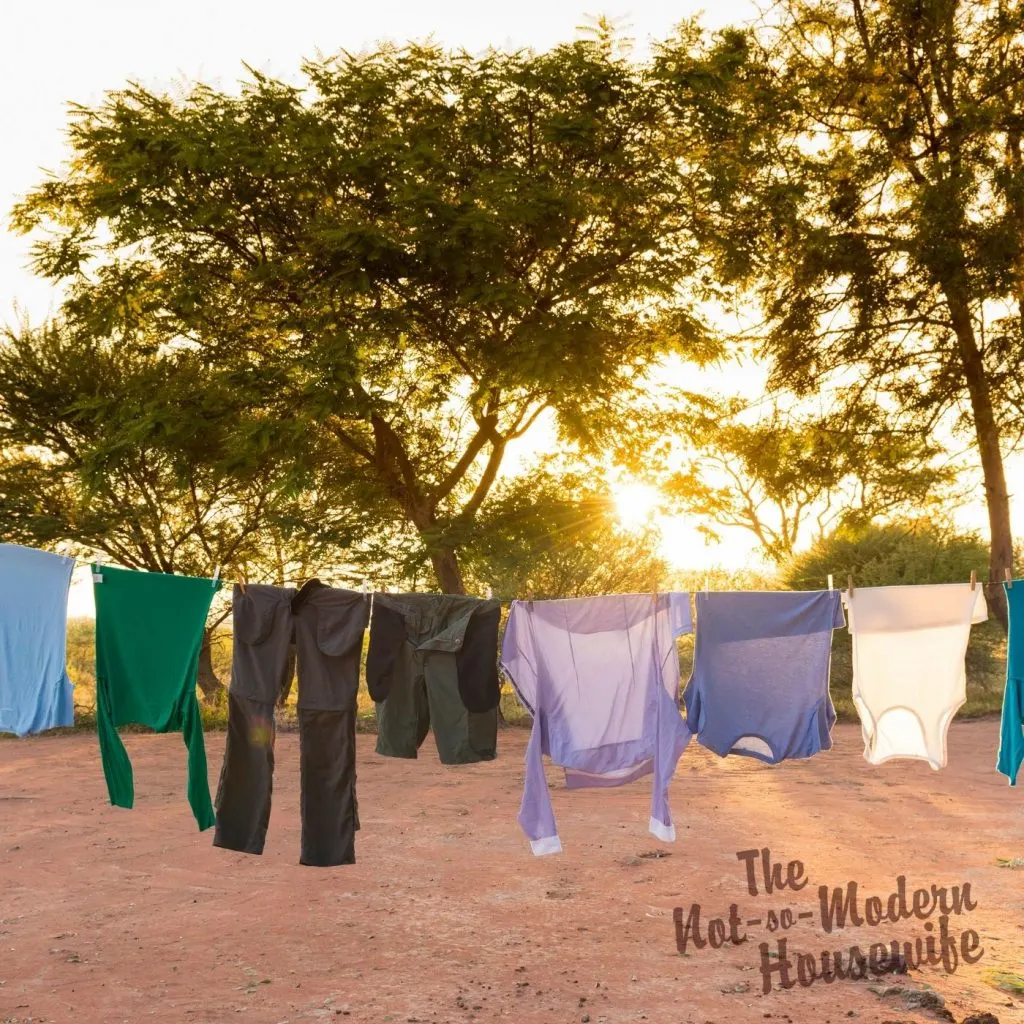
[66, 548, 995, 599]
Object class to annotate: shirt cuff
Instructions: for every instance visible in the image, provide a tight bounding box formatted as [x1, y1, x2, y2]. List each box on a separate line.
[649, 817, 676, 842]
[529, 835, 563, 856]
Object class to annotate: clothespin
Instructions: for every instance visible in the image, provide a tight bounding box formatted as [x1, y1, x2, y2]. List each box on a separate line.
[970, 569, 977, 591]
[1004, 567, 1013, 589]
[847, 574, 854, 596]
[485, 585, 493, 599]
[212, 564, 221, 588]
[828, 573, 834, 591]
[93, 550, 106, 583]
[361, 579, 371, 594]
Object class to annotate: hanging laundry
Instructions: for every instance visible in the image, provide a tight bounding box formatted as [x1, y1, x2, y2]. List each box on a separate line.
[997, 580, 1023, 786]
[667, 590, 694, 637]
[213, 582, 370, 866]
[0, 543, 76, 736]
[367, 593, 502, 764]
[500, 593, 692, 856]
[845, 583, 987, 770]
[93, 564, 220, 829]
[684, 590, 845, 763]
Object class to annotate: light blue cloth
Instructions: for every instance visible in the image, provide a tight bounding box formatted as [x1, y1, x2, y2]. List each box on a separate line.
[501, 593, 692, 855]
[684, 590, 845, 763]
[668, 591, 694, 637]
[0, 543, 76, 736]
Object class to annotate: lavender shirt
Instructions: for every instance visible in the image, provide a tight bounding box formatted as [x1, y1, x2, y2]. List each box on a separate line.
[684, 590, 845, 763]
[500, 593, 692, 855]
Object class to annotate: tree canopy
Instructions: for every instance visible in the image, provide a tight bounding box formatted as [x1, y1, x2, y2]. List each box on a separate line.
[656, 0, 1024, 622]
[10, 37, 717, 593]
[0, 319, 375, 695]
[4, 11, 1019, 628]
[669, 399, 955, 562]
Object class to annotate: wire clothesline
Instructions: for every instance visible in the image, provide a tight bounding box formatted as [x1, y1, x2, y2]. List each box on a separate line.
[74, 551, 992, 602]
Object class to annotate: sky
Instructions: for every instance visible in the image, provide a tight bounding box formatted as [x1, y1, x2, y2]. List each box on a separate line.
[2, 0, 1018, 614]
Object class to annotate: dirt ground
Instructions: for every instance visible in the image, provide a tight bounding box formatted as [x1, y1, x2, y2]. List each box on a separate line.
[1, 721, 1022, 1024]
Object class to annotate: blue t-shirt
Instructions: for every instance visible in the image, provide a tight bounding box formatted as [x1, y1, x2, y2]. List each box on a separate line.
[684, 590, 846, 763]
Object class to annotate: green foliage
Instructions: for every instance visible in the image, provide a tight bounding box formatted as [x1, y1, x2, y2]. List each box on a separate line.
[781, 520, 990, 591]
[656, 0, 1024, 617]
[10, 39, 718, 591]
[0, 320, 372, 583]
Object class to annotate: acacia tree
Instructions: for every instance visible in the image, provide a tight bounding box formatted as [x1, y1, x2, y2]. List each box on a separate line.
[0, 321, 376, 699]
[656, 1, 1024, 624]
[11, 37, 715, 594]
[669, 400, 955, 562]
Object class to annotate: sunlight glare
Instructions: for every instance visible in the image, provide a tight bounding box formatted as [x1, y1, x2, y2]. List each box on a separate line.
[612, 481, 661, 531]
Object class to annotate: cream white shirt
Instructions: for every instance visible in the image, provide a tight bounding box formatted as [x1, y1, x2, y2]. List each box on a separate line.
[843, 583, 987, 770]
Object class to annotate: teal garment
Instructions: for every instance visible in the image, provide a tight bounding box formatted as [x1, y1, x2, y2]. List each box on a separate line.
[998, 581, 1024, 786]
[93, 564, 221, 829]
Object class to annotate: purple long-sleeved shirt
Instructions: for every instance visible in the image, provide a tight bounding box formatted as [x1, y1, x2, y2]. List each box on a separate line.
[500, 593, 692, 855]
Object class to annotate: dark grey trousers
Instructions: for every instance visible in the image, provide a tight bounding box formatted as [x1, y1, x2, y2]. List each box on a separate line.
[212, 584, 369, 866]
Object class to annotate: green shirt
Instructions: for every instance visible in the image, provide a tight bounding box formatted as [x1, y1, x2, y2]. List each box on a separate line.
[93, 564, 221, 829]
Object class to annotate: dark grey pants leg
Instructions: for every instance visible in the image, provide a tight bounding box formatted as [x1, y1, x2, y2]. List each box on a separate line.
[213, 693, 276, 854]
[298, 708, 357, 866]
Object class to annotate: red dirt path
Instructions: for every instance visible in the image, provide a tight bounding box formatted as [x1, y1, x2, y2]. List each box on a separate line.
[1, 721, 1022, 1024]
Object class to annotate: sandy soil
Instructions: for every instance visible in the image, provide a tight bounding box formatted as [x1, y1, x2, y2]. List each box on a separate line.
[1, 721, 1022, 1024]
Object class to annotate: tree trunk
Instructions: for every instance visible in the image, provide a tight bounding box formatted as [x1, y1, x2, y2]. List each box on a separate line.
[196, 629, 224, 703]
[947, 291, 1013, 630]
[429, 545, 466, 595]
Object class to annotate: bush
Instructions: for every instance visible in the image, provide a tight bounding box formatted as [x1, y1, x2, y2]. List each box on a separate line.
[782, 520, 1005, 720]
[780, 519, 989, 590]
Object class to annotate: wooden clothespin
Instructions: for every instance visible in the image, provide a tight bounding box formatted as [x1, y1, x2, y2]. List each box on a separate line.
[970, 569, 977, 591]
[1004, 567, 1013, 589]
[847, 574, 854, 596]
[828, 573, 834, 591]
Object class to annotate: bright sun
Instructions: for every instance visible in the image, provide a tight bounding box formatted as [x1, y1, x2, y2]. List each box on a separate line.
[612, 481, 661, 531]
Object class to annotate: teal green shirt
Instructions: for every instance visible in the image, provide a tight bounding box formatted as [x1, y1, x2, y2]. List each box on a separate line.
[93, 564, 221, 829]
[998, 581, 1024, 786]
